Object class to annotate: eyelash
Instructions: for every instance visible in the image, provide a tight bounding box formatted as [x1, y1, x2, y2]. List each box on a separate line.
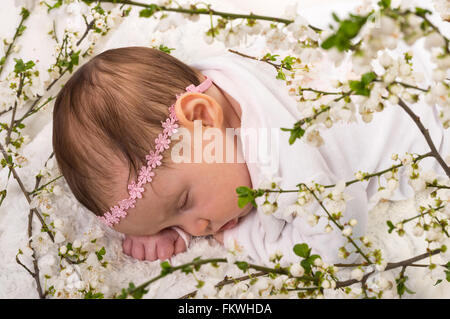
[179, 191, 189, 210]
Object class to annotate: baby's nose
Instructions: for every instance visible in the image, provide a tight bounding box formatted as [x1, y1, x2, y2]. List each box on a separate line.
[184, 218, 210, 236]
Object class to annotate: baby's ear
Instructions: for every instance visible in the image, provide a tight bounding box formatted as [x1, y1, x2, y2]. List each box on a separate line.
[174, 92, 223, 130]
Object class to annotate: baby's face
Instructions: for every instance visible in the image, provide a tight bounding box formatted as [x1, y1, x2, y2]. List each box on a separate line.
[113, 75, 252, 237]
[113, 160, 253, 237]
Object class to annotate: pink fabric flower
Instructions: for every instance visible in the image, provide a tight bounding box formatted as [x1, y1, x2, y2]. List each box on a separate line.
[155, 133, 170, 152]
[128, 181, 144, 199]
[146, 151, 162, 168]
[162, 118, 179, 136]
[138, 165, 155, 184]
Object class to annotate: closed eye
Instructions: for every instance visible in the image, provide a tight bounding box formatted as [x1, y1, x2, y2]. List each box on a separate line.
[177, 190, 189, 210]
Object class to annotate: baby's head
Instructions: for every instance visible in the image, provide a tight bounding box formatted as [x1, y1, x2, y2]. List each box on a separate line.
[52, 46, 252, 237]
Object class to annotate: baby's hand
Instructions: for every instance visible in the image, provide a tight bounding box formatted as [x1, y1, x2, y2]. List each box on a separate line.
[122, 228, 187, 261]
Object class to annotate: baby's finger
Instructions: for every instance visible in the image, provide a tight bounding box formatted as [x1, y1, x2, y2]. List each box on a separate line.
[157, 240, 174, 261]
[131, 242, 145, 261]
[144, 240, 157, 261]
[174, 236, 187, 254]
[122, 237, 132, 256]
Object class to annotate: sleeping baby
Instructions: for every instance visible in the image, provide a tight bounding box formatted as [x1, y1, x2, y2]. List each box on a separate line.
[52, 46, 449, 266]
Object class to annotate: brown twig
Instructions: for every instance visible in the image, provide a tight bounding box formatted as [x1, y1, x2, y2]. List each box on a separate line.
[179, 271, 267, 299]
[397, 98, 450, 178]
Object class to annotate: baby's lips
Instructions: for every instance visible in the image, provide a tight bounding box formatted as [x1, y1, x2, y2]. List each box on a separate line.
[218, 217, 239, 232]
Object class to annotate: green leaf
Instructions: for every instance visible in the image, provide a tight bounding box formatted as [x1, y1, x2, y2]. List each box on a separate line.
[415, 7, 432, 16]
[321, 34, 337, 50]
[321, 14, 368, 52]
[95, 247, 106, 261]
[0, 190, 6, 207]
[236, 186, 260, 208]
[378, 0, 391, 9]
[332, 12, 340, 23]
[434, 279, 442, 286]
[160, 260, 171, 270]
[84, 290, 104, 299]
[237, 196, 251, 209]
[139, 4, 160, 18]
[361, 71, 377, 85]
[157, 45, 175, 54]
[45, 0, 63, 12]
[13, 58, 35, 74]
[293, 243, 311, 258]
[301, 258, 312, 274]
[283, 126, 306, 145]
[20, 7, 30, 19]
[235, 261, 249, 272]
[386, 220, 395, 233]
[276, 71, 286, 80]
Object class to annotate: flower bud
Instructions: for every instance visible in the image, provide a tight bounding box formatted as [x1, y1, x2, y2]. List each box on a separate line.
[314, 258, 323, 267]
[290, 263, 305, 277]
[349, 219, 358, 227]
[412, 224, 424, 237]
[342, 226, 353, 237]
[59, 246, 67, 255]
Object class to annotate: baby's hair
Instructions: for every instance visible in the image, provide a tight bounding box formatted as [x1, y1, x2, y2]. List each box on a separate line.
[52, 46, 201, 217]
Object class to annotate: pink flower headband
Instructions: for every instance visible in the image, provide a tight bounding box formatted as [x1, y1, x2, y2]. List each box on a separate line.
[98, 76, 213, 227]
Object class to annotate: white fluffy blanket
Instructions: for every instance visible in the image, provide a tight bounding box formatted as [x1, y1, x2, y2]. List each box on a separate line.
[0, 0, 449, 298]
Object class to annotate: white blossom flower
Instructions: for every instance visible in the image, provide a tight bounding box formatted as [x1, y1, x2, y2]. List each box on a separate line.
[261, 202, 277, 215]
[426, 227, 444, 242]
[379, 51, 394, 68]
[283, 203, 305, 219]
[408, 176, 426, 192]
[313, 258, 323, 267]
[14, 0, 35, 9]
[342, 226, 353, 237]
[425, 32, 445, 49]
[54, 231, 65, 244]
[198, 281, 217, 298]
[59, 246, 67, 255]
[351, 268, 364, 281]
[52, 185, 63, 196]
[273, 275, 288, 290]
[375, 260, 387, 272]
[290, 263, 305, 277]
[307, 214, 319, 226]
[225, 252, 237, 264]
[401, 153, 413, 165]
[73, 240, 82, 249]
[412, 224, 424, 237]
[387, 178, 399, 192]
[86, 252, 98, 267]
[349, 219, 358, 227]
[322, 279, 331, 289]
[376, 276, 392, 290]
[433, 0, 450, 21]
[253, 277, 270, 292]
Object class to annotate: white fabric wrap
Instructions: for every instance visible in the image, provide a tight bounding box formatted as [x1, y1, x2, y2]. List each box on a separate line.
[189, 50, 449, 266]
[171, 226, 191, 248]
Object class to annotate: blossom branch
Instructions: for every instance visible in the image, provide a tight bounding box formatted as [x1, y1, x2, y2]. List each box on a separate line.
[335, 248, 442, 289]
[396, 98, 450, 178]
[300, 183, 373, 265]
[94, 0, 295, 25]
[119, 247, 443, 298]
[179, 271, 267, 299]
[0, 8, 30, 76]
